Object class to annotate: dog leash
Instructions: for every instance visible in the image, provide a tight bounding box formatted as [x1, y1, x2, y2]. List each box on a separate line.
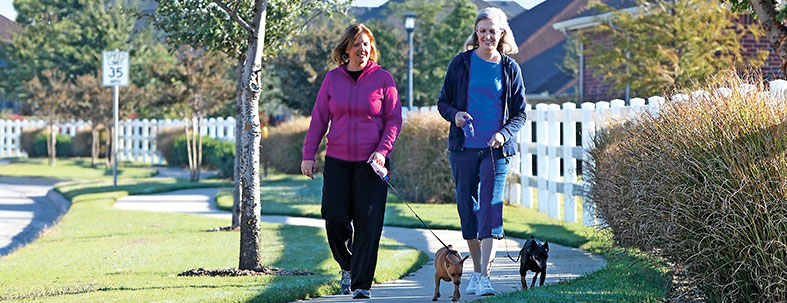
[490, 146, 524, 264]
[381, 179, 453, 252]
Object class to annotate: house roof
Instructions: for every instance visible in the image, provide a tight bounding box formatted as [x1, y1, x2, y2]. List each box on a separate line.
[521, 37, 576, 95]
[0, 14, 21, 43]
[552, 0, 637, 31]
[504, 0, 590, 94]
[486, 1, 527, 19]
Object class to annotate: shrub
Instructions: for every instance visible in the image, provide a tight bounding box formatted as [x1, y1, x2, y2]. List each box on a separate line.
[70, 128, 106, 157]
[202, 137, 234, 178]
[29, 130, 72, 158]
[589, 73, 787, 302]
[157, 127, 186, 166]
[390, 112, 454, 203]
[19, 127, 43, 156]
[160, 130, 235, 179]
[261, 117, 325, 174]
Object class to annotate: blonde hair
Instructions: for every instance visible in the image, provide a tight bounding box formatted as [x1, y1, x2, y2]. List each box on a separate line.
[464, 7, 518, 55]
[332, 24, 379, 65]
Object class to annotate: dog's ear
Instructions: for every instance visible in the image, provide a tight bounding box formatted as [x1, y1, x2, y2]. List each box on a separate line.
[461, 255, 469, 263]
[543, 240, 549, 252]
[529, 235, 535, 239]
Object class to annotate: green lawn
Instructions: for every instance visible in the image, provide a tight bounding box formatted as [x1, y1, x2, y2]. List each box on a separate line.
[0, 166, 426, 302]
[218, 173, 671, 302]
[0, 158, 157, 179]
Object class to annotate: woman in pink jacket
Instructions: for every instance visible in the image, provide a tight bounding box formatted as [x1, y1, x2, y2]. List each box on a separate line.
[301, 24, 402, 300]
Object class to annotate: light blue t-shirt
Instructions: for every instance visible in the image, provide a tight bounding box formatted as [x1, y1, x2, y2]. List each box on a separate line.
[465, 51, 504, 148]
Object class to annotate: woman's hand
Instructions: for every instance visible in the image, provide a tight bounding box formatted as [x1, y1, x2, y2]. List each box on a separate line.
[487, 132, 505, 148]
[454, 111, 473, 128]
[301, 160, 316, 179]
[367, 151, 385, 166]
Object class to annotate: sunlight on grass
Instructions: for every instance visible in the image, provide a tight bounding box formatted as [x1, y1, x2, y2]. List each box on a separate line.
[0, 158, 156, 180]
[237, 172, 670, 302]
[0, 179, 424, 302]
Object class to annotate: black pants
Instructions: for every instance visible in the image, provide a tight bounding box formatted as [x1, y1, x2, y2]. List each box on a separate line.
[322, 156, 389, 291]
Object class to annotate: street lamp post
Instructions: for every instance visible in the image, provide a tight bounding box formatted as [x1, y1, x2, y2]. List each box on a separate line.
[404, 12, 416, 109]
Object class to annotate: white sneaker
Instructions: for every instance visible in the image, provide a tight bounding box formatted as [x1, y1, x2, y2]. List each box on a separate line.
[475, 275, 495, 296]
[465, 272, 480, 294]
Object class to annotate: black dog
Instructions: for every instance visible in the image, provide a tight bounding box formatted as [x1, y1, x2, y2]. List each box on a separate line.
[519, 235, 549, 289]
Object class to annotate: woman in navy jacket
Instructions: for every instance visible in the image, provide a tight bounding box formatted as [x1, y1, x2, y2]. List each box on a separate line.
[436, 7, 527, 297]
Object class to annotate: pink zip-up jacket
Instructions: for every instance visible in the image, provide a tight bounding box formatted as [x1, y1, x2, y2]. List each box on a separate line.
[303, 61, 402, 162]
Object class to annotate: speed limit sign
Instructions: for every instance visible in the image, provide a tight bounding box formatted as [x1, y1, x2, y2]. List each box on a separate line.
[102, 50, 129, 87]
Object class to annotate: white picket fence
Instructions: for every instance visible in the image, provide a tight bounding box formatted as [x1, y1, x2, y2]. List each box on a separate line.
[0, 117, 236, 162]
[5, 80, 787, 226]
[400, 100, 663, 227]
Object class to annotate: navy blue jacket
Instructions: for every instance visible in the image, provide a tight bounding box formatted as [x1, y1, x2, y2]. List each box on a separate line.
[437, 50, 528, 156]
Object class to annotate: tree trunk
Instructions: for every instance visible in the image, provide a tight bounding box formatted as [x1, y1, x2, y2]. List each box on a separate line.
[196, 115, 202, 182]
[748, 0, 787, 74]
[233, 56, 243, 228]
[238, 0, 268, 271]
[91, 126, 99, 168]
[48, 122, 56, 167]
[105, 126, 112, 168]
[184, 117, 197, 182]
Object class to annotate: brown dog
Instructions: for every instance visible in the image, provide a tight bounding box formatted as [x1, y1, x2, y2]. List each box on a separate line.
[432, 245, 469, 301]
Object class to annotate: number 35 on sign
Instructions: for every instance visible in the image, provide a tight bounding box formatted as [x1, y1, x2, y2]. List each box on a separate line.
[102, 50, 129, 87]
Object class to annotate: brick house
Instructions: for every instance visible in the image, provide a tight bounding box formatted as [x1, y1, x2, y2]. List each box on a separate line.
[0, 14, 21, 111]
[552, 0, 785, 102]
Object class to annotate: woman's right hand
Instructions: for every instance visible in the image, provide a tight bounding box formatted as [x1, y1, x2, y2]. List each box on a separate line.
[454, 111, 473, 128]
[301, 160, 316, 180]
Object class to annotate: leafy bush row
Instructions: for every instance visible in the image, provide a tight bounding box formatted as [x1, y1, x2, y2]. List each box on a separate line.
[20, 128, 106, 158]
[157, 128, 234, 178]
[589, 73, 787, 302]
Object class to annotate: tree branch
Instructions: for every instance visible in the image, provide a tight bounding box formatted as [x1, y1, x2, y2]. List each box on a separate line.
[213, 0, 252, 32]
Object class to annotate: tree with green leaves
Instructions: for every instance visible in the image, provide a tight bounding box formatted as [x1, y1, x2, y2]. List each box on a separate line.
[149, 48, 235, 182]
[24, 69, 74, 166]
[154, 0, 350, 246]
[382, 0, 477, 107]
[2, 0, 168, 169]
[154, 0, 350, 270]
[576, 0, 767, 96]
[268, 15, 349, 113]
[723, 0, 787, 74]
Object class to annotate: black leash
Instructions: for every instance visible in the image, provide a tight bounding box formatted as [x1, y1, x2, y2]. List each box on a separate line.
[382, 179, 453, 252]
[489, 146, 522, 263]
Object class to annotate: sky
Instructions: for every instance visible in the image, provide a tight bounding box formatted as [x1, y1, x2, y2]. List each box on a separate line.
[0, 0, 546, 21]
[353, 0, 545, 9]
[0, 0, 16, 21]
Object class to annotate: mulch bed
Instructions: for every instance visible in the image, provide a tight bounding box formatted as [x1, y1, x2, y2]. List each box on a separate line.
[178, 267, 313, 277]
[205, 226, 240, 232]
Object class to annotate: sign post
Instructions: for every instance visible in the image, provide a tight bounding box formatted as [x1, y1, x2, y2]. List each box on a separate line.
[102, 50, 129, 186]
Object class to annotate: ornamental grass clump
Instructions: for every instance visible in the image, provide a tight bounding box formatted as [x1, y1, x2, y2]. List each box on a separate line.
[261, 116, 325, 174]
[390, 111, 454, 203]
[589, 73, 787, 302]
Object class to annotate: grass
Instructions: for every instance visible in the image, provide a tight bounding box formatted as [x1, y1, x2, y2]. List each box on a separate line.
[217, 173, 671, 302]
[0, 167, 426, 302]
[0, 157, 157, 179]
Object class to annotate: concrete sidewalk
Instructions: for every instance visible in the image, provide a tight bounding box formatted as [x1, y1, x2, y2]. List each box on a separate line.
[0, 177, 70, 257]
[115, 187, 607, 303]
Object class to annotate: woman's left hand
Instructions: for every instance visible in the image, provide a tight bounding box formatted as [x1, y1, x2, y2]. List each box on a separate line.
[367, 151, 385, 165]
[487, 132, 505, 148]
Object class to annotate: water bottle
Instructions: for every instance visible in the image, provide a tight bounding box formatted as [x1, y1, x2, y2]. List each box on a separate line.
[370, 160, 390, 181]
[462, 118, 475, 138]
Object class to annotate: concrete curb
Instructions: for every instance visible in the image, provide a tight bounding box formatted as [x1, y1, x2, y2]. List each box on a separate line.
[45, 189, 71, 217]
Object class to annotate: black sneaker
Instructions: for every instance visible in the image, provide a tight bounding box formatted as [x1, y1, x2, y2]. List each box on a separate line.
[353, 289, 371, 299]
[340, 270, 351, 294]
